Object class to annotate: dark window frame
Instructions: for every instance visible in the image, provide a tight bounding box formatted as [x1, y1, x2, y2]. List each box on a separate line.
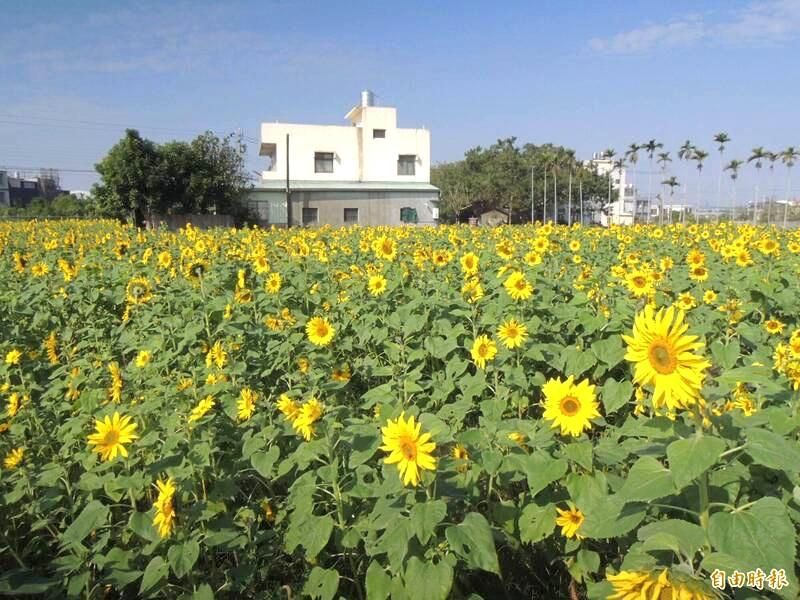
[400, 206, 418, 224]
[343, 208, 359, 224]
[373, 129, 386, 139]
[397, 154, 416, 176]
[314, 152, 334, 173]
[302, 207, 319, 225]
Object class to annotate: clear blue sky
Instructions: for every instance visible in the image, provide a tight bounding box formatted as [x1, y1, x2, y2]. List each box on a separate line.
[2, 0, 799, 203]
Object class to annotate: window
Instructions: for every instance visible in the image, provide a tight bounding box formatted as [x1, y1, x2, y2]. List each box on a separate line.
[314, 152, 334, 173]
[373, 129, 385, 139]
[400, 207, 418, 224]
[302, 207, 318, 225]
[343, 208, 358, 224]
[397, 154, 416, 176]
[261, 143, 277, 171]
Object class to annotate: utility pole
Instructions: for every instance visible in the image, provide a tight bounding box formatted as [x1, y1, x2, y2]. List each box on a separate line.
[579, 178, 583, 226]
[567, 169, 573, 226]
[530, 167, 534, 223]
[285, 133, 291, 229]
[543, 170, 548, 223]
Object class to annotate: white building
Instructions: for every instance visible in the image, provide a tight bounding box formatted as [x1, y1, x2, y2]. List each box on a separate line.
[586, 154, 635, 226]
[248, 91, 439, 226]
[0, 170, 8, 207]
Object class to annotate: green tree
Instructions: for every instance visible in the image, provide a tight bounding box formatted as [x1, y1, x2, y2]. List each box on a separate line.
[725, 159, 744, 221]
[748, 146, 768, 224]
[713, 132, 730, 221]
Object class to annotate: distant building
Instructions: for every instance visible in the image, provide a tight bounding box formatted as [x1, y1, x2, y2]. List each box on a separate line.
[479, 208, 508, 227]
[5, 170, 65, 207]
[586, 154, 636, 226]
[247, 91, 439, 227]
[0, 170, 8, 207]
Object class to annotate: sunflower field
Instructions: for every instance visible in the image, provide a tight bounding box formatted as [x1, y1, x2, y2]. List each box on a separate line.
[1, 219, 799, 600]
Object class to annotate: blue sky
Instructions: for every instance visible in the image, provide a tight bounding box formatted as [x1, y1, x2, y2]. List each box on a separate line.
[2, 0, 799, 204]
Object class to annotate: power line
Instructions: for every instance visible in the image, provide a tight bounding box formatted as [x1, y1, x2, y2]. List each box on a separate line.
[0, 165, 96, 173]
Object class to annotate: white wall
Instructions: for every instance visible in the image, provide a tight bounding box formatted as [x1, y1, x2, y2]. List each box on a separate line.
[260, 105, 430, 183]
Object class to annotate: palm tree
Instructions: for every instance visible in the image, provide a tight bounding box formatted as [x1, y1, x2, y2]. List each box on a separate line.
[625, 144, 640, 222]
[603, 149, 616, 222]
[781, 147, 798, 228]
[725, 159, 744, 223]
[612, 158, 625, 223]
[766, 151, 778, 225]
[713, 133, 730, 222]
[643, 139, 663, 226]
[662, 176, 680, 224]
[692, 149, 709, 222]
[657, 152, 671, 225]
[748, 146, 768, 224]
[677, 140, 694, 224]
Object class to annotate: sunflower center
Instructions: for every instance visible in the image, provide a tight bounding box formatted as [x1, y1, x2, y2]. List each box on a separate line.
[648, 340, 677, 374]
[399, 438, 417, 461]
[103, 430, 120, 446]
[560, 396, 581, 416]
[478, 343, 489, 357]
[632, 276, 646, 288]
[315, 323, 329, 337]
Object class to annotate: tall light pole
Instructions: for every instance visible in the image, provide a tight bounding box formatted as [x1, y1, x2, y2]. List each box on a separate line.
[285, 133, 292, 229]
[530, 167, 534, 223]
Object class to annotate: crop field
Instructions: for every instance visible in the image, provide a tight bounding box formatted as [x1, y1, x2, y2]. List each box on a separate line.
[1, 219, 799, 599]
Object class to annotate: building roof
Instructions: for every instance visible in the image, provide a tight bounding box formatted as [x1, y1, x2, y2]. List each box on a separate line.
[252, 180, 439, 192]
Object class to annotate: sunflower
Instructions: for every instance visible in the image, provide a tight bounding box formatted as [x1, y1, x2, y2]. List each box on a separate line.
[276, 393, 301, 421]
[87, 412, 138, 461]
[702, 289, 717, 304]
[157, 251, 172, 269]
[3, 447, 24, 470]
[689, 265, 709, 281]
[205, 341, 227, 369]
[373, 236, 397, 261]
[306, 316, 335, 346]
[765, 318, 785, 335]
[188, 395, 215, 423]
[134, 350, 152, 368]
[607, 569, 717, 600]
[622, 305, 711, 411]
[31, 263, 49, 277]
[152, 477, 176, 538]
[542, 376, 600, 437]
[182, 258, 210, 280]
[367, 274, 388, 296]
[237, 387, 257, 420]
[524, 250, 543, 266]
[555, 506, 585, 539]
[471, 335, 497, 369]
[265, 272, 282, 294]
[5, 349, 22, 366]
[460, 252, 479, 275]
[736, 249, 753, 267]
[380, 412, 436, 487]
[625, 269, 652, 297]
[292, 398, 324, 440]
[331, 364, 351, 382]
[6, 393, 19, 417]
[504, 270, 533, 301]
[497, 318, 528, 349]
[44, 331, 59, 364]
[461, 277, 484, 303]
[125, 277, 153, 305]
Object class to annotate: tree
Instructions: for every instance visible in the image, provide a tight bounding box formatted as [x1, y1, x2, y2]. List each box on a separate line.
[725, 159, 744, 222]
[661, 176, 679, 224]
[692, 149, 709, 221]
[625, 144, 640, 221]
[642, 139, 663, 226]
[431, 161, 473, 222]
[748, 146, 768, 224]
[677, 140, 694, 223]
[766, 151, 778, 225]
[713, 133, 730, 222]
[781, 146, 798, 228]
[93, 129, 250, 225]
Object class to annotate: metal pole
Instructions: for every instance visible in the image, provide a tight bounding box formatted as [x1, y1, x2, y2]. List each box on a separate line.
[579, 178, 583, 225]
[530, 167, 534, 223]
[567, 170, 573, 226]
[285, 133, 291, 229]
[543, 170, 547, 223]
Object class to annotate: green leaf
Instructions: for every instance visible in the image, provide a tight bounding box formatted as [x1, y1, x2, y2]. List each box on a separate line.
[708, 497, 798, 599]
[710, 340, 739, 370]
[591, 337, 626, 368]
[410, 500, 447, 545]
[745, 428, 800, 472]
[569, 549, 600, 582]
[445, 513, 499, 575]
[60, 500, 109, 546]
[0, 570, 57, 595]
[638, 519, 707, 558]
[519, 451, 568, 496]
[138, 556, 168, 598]
[403, 558, 453, 600]
[191, 583, 214, 600]
[304, 567, 339, 600]
[666, 435, 725, 490]
[561, 441, 593, 471]
[618, 456, 675, 502]
[580, 497, 646, 539]
[600, 378, 633, 414]
[365, 561, 392, 600]
[286, 514, 334, 559]
[167, 540, 200, 579]
[250, 445, 280, 478]
[518, 503, 556, 544]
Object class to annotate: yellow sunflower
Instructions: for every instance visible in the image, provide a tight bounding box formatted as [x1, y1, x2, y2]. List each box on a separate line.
[3, 447, 24, 470]
[622, 305, 711, 411]
[765, 318, 785, 335]
[87, 412, 138, 461]
[292, 398, 324, 441]
[380, 412, 436, 487]
[152, 477, 176, 538]
[5, 349, 22, 366]
[237, 387, 257, 421]
[541, 376, 600, 437]
[504, 270, 533, 301]
[625, 269, 652, 297]
[497, 318, 528, 349]
[471, 335, 498, 369]
[306, 316, 335, 346]
[367, 274, 388, 296]
[607, 568, 717, 600]
[265, 272, 282, 294]
[188, 395, 215, 423]
[555, 506, 585, 539]
[276, 393, 301, 421]
[125, 277, 153, 305]
[460, 252, 479, 275]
